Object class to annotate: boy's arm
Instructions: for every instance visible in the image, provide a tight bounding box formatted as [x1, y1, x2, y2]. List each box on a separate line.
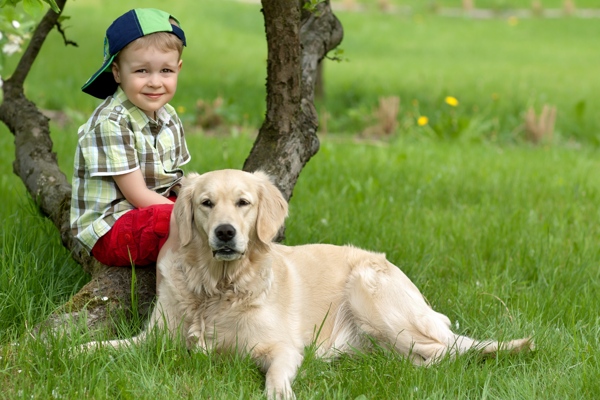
[113, 169, 174, 208]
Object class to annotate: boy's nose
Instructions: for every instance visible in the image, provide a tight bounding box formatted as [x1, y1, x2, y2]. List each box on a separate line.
[148, 74, 162, 87]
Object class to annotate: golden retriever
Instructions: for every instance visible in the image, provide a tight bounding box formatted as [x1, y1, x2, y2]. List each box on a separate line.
[82, 169, 533, 399]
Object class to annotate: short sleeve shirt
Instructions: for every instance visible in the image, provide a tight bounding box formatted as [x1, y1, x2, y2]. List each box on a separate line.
[70, 87, 191, 251]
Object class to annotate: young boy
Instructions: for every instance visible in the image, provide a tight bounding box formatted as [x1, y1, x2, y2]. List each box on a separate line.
[70, 8, 190, 288]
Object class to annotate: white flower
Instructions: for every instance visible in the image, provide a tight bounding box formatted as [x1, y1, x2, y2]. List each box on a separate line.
[3, 34, 23, 56]
[12, 20, 21, 28]
[2, 42, 20, 55]
[102, 296, 109, 301]
[0, 32, 3, 40]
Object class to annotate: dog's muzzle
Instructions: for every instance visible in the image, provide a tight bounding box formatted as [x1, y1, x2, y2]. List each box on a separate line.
[212, 224, 244, 261]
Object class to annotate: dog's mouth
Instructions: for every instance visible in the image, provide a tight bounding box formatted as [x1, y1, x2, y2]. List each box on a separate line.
[212, 247, 243, 261]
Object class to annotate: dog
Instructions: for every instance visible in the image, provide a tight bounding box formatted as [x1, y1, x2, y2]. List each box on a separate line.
[81, 169, 533, 399]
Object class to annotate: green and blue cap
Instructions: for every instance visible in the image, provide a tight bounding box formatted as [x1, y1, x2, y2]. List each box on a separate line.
[82, 8, 187, 99]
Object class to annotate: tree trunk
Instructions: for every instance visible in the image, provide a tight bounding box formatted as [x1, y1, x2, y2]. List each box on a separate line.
[243, 0, 343, 201]
[1, 0, 343, 336]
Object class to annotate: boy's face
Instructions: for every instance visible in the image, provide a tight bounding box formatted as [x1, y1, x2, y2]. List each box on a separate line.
[111, 44, 182, 119]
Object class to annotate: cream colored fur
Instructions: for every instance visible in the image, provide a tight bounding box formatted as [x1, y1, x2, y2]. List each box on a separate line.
[81, 169, 533, 399]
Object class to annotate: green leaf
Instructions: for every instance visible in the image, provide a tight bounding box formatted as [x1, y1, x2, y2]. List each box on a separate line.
[0, 0, 22, 8]
[22, 0, 44, 16]
[43, 0, 61, 13]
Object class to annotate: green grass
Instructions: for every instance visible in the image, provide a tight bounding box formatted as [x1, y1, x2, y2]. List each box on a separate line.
[323, 13, 600, 143]
[2, 132, 600, 398]
[2, 0, 600, 398]
[0, 136, 600, 399]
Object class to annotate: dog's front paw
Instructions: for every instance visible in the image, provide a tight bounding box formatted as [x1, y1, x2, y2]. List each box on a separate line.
[186, 331, 207, 351]
[265, 384, 296, 400]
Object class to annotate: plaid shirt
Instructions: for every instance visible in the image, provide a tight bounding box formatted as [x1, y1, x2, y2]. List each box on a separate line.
[70, 87, 191, 252]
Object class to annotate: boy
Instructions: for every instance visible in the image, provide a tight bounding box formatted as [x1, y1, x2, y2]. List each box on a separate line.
[70, 8, 190, 288]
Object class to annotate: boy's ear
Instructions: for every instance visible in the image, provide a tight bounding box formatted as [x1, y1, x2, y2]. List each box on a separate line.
[111, 62, 121, 83]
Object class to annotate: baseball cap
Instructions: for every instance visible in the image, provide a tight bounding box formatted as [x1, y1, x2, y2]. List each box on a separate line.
[82, 8, 187, 99]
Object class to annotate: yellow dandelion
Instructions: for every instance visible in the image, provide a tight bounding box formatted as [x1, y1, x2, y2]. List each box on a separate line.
[507, 16, 518, 26]
[177, 105, 186, 114]
[444, 96, 459, 107]
[417, 116, 429, 126]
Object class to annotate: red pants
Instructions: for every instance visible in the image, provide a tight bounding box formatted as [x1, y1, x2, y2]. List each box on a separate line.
[91, 202, 174, 267]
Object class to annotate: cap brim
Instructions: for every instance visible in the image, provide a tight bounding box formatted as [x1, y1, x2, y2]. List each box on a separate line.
[81, 55, 118, 99]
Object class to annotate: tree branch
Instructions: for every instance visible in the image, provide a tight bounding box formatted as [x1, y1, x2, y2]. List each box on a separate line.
[55, 20, 79, 47]
[7, 0, 66, 89]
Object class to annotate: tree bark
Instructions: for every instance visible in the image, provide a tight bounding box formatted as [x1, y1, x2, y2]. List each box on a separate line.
[1, 0, 343, 336]
[243, 0, 343, 201]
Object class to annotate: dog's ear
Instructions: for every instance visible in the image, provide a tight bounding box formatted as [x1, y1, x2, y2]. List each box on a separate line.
[174, 173, 199, 247]
[254, 171, 288, 244]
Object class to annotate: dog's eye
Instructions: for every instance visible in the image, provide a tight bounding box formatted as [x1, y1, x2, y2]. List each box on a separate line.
[201, 199, 214, 208]
[237, 199, 250, 207]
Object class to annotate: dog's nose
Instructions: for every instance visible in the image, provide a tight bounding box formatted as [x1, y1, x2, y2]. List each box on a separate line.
[215, 224, 236, 242]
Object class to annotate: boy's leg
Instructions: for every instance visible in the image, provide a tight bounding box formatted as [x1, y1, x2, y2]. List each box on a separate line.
[92, 203, 177, 295]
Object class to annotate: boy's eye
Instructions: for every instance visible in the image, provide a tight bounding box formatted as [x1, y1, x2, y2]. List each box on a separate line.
[135, 69, 147, 73]
[161, 68, 174, 73]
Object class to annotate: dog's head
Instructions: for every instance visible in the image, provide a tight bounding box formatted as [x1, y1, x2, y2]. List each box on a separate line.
[174, 169, 288, 261]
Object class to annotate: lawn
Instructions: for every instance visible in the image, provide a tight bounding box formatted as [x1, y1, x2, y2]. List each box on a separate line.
[1, 0, 599, 398]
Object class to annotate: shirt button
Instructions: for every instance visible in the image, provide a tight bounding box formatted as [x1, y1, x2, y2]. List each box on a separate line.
[115, 106, 123, 112]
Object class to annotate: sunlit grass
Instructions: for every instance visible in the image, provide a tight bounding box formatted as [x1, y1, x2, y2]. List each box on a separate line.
[2, 132, 600, 397]
[323, 13, 600, 143]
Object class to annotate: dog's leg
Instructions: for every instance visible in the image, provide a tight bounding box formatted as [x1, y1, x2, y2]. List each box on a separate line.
[254, 344, 303, 400]
[76, 332, 146, 352]
[345, 257, 452, 359]
[75, 303, 172, 353]
[345, 256, 533, 364]
[186, 318, 208, 351]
